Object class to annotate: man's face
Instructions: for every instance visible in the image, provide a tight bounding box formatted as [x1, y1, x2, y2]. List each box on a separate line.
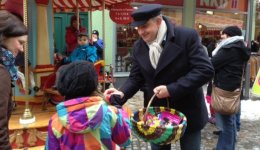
[137, 17, 162, 43]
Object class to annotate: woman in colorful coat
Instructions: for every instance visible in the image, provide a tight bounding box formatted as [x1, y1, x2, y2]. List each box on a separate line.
[45, 61, 131, 150]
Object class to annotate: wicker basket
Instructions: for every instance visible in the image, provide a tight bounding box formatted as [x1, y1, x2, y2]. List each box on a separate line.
[130, 94, 187, 145]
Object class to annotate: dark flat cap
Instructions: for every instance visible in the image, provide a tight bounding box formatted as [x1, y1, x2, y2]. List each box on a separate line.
[131, 4, 162, 27]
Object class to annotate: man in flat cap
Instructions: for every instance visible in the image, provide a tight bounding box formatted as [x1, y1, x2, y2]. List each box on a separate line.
[105, 4, 214, 150]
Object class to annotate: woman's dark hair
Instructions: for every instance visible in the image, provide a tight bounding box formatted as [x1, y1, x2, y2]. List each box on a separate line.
[0, 10, 28, 41]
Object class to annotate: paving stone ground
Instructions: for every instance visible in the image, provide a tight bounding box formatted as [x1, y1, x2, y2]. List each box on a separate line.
[124, 91, 260, 150]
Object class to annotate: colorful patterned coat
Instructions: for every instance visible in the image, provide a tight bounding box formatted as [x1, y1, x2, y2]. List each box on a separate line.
[45, 96, 131, 150]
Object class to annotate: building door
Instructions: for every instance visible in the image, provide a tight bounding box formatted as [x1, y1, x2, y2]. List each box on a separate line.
[54, 12, 88, 54]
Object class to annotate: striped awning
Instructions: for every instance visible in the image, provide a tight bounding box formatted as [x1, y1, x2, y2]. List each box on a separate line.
[53, 0, 130, 11]
[0, 0, 130, 12]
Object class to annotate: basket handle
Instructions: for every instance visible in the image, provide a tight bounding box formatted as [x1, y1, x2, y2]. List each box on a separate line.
[143, 93, 157, 123]
[143, 94, 170, 123]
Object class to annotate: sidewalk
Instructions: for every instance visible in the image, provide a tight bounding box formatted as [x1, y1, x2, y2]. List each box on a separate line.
[125, 91, 260, 150]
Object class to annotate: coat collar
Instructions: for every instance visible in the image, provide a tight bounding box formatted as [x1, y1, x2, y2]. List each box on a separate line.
[155, 17, 180, 75]
[134, 39, 154, 73]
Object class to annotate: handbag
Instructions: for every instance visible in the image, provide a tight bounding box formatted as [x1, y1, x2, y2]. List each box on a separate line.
[211, 66, 244, 115]
[211, 85, 241, 115]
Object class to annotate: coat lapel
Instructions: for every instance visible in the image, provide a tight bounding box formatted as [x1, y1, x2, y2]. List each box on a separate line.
[155, 42, 183, 76]
[135, 40, 155, 73]
[155, 17, 183, 76]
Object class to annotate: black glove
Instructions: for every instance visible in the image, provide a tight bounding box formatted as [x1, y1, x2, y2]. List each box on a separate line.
[109, 94, 127, 108]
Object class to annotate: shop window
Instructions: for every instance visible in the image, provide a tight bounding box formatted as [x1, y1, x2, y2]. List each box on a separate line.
[115, 25, 138, 72]
[248, 1, 260, 86]
[196, 0, 248, 53]
[255, 1, 260, 43]
[195, 9, 247, 56]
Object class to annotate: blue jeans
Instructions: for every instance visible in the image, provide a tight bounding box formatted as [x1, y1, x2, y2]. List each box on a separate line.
[235, 103, 241, 131]
[150, 130, 201, 150]
[215, 113, 236, 150]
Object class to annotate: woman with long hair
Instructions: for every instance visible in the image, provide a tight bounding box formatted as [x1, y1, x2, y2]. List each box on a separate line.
[0, 10, 28, 149]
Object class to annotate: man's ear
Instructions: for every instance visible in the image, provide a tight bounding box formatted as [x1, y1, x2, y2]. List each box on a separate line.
[156, 16, 162, 26]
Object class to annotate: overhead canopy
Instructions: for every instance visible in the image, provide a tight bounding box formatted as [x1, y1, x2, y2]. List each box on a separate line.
[53, 0, 130, 12]
[0, 0, 130, 12]
[196, 13, 244, 30]
[198, 22, 227, 30]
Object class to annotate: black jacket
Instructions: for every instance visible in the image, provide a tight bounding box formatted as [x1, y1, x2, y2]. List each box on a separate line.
[211, 40, 250, 91]
[120, 17, 214, 133]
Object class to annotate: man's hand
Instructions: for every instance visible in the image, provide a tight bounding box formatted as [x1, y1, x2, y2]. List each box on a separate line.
[153, 85, 170, 99]
[104, 88, 126, 107]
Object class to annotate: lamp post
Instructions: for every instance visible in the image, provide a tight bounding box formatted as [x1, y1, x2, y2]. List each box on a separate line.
[19, 0, 36, 125]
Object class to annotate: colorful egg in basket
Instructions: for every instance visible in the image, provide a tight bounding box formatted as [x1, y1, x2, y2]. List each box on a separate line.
[130, 106, 187, 145]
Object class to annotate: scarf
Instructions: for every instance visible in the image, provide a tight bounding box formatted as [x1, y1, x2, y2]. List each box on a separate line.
[148, 20, 167, 69]
[0, 47, 18, 81]
[212, 36, 244, 56]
